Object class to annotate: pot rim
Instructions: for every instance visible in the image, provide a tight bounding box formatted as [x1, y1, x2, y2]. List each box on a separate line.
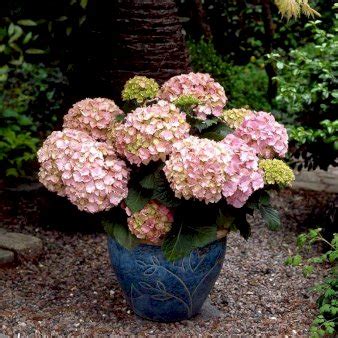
[137, 229, 228, 246]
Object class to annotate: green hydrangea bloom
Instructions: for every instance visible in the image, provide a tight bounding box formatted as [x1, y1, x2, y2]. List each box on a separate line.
[220, 108, 252, 129]
[122, 76, 159, 103]
[259, 159, 295, 187]
[173, 94, 201, 108]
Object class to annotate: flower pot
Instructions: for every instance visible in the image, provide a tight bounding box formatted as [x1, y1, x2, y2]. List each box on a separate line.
[107, 236, 227, 322]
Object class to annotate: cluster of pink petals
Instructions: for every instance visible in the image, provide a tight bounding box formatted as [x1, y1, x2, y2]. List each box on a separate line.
[158, 72, 227, 120]
[221, 134, 264, 208]
[37, 128, 129, 213]
[114, 100, 190, 166]
[234, 111, 288, 158]
[127, 201, 173, 244]
[163, 136, 233, 203]
[63, 98, 123, 141]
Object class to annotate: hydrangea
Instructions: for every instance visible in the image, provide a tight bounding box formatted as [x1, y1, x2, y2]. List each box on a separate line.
[234, 111, 288, 158]
[127, 201, 173, 244]
[163, 136, 233, 203]
[122, 76, 159, 104]
[259, 159, 295, 187]
[221, 108, 252, 129]
[63, 98, 123, 141]
[113, 100, 190, 166]
[37, 128, 130, 213]
[158, 72, 227, 120]
[221, 134, 264, 208]
[173, 94, 201, 108]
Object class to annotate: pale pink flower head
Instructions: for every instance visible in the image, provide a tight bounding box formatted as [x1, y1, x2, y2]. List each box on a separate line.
[37, 129, 93, 197]
[127, 201, 173, 244]
[37, 128, 130, 213]
[63, 98, 123, 141]
[163, 136, 233, 203]
[234, 111, 288, 158]
[158, 72, 227, 120]
[113, 100, 190, 166]
[221, 134, 264, 208]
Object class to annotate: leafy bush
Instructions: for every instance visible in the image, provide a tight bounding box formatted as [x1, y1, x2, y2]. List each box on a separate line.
[286, 229, 338, 337]
[188, 39, 271, 111]
[269, 12, 338, 170]
[0, 62, 67, 178]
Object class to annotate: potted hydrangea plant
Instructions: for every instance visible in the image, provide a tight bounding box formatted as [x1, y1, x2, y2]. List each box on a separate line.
[37, 73, 295, 322]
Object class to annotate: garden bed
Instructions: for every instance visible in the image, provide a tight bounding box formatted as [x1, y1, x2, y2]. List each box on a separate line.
[0, 189, 334, 335]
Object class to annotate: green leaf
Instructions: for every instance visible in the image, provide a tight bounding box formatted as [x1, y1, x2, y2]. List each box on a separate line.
[125, 187, 150, 213]
[80, 0, 88, 9]
[216, 210, 235, 230]
[115, 114, 125, 122]
[194, 118, 218, 132]
[259, 205, 281, 230]
[201, 123, 233, 141]
[162, 221, 217, 262]
[152, 181, 180, 207]
[25, 48, 46, 54]
[104, 221, 139, 250]
[6, 168, 18, 177]
[17, 19, 37, 26]
[140, 171, 159, 190]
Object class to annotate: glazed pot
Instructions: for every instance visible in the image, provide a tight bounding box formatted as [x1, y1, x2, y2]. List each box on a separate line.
[108, 236, 227, 322]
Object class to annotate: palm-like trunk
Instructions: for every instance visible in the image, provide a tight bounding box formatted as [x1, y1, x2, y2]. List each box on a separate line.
[108, 0, 191, 98]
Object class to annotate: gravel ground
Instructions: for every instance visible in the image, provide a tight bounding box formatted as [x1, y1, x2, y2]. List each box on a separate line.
[0, 188, 334, 336]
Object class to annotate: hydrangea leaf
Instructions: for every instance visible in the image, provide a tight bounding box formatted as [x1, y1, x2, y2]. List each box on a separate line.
[201, 123, 233, 141]
[162, 221, 217, 262]
[104, 221, 139, 250]
[259, 205, 281, 230]
[125, 187, 150, 213]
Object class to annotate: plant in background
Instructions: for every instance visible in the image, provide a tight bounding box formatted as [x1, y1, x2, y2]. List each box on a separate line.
[0, 63, 67, 178]
[37, 72, 294, 261]
[0, 13, 68, 178]
[269, 8, 337, 170]
[274, 0, 320, 20]
[286, 229, 338, 337]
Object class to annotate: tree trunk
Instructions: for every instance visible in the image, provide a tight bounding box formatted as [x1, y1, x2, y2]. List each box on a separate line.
[261, 0, 277, 101]
[107, 0, 191, 100]
[187, 0, 213, 41]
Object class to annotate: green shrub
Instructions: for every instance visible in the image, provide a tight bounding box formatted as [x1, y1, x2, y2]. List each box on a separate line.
[269, 8, 338, 170]
[0, 62, 67, 178]
[286, 229, 338, 337]
[188, 39, 271, 111]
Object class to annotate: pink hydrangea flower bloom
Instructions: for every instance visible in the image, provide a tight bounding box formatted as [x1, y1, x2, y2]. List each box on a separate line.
[63, 98, 123, 141]
[127, 201, 173, 244]
[163, 136, 233, 203]
[158, 72, 227, 120]
[37, 128, 130, 213]
[234, 111, 288, 158]
[221, 134, 264, 208]
[114, 100, 190, 166]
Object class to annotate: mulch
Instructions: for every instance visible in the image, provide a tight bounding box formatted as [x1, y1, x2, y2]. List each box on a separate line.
[0, 187, 335, 335]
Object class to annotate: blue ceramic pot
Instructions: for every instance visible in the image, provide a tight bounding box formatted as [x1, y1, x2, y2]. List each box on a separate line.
[108, 237, 227, 322]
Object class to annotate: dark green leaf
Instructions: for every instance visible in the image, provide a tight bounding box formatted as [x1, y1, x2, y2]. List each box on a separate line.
[17, 19, 37, 26]
[216, 210, 235, 230]
[125, 187, 150, 213]
[140, 171, 161, 190]
[162, 221, 217, 262]
[25, 48, 46, 55]
[201, 123, 233, 141]
[259, 205, 281, 230]
[194, 118, 218, 132]
[115, 114, 125, 122]
[152, 182, 180, 207]
[104, 221, 139, 250]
